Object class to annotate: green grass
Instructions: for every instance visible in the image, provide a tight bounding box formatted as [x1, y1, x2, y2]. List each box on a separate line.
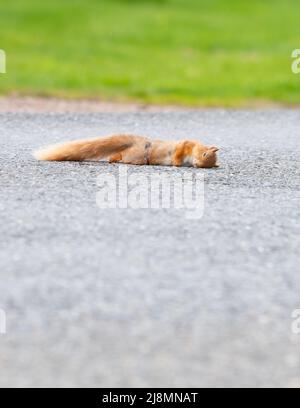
[0, 0, 300, 106]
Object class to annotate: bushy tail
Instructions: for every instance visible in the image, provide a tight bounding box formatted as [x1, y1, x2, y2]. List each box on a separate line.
[34, 135, 135, 161]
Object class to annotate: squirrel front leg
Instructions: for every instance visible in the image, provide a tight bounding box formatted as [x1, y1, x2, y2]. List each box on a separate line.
[172, 142, 186, 166]
[172, 141, 196, 167]
[172, 154, 183, 166]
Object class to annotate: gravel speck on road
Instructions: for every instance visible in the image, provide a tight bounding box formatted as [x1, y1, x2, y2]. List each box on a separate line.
[0, 110, 300, 387]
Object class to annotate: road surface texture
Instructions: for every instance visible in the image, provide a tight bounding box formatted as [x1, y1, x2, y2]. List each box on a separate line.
[0, 110, 300, 388]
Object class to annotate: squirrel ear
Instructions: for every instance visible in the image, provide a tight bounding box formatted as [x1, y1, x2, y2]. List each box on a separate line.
[210, 147, 219, 153]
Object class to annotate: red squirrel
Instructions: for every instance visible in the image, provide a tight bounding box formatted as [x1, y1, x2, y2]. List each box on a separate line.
[34, 134, 219, 168]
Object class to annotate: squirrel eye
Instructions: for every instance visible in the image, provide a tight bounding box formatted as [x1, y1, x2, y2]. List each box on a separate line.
[203, 152, 207, 158]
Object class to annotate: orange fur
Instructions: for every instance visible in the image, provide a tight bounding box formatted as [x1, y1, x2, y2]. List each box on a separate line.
[172, 141, 195, 166]
[109, 152, 123, 163]
[34, 135, 219, 168]
[34, 135, 135, 161]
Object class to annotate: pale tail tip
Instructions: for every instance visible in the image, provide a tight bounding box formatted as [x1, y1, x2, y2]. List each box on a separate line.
[33, 149, 51, 161]
[33, 150, 43, 160]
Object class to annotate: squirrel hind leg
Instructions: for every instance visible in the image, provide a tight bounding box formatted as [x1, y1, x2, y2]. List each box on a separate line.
[108, 153, 123, 163]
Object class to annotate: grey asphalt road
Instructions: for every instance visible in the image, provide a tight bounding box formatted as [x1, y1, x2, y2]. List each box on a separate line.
[0, 109, 300, 388]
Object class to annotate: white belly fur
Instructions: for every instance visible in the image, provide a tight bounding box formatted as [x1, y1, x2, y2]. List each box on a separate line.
[183, 155, 193, 167]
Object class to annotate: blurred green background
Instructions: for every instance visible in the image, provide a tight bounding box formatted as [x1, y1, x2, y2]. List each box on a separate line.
[0, 0, 299, 106]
